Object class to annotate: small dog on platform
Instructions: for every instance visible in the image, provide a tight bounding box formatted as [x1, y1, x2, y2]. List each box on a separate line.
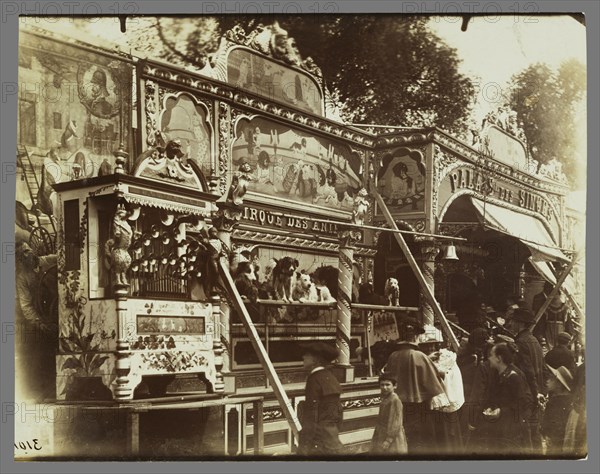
[272, 256, 300, 302]
[384, 277, 400, 306]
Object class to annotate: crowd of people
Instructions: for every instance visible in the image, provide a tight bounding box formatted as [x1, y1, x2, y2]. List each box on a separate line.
[296, 303, 586, 459]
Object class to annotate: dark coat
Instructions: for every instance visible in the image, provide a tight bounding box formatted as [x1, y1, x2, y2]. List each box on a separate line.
[482, 365, 533, 455]
[384, 342, 446, 404]
[545, 345, 576, 376]
[371, 392, 408, 455]
[298, 368, 344, 456]
[515, 329, 546, 398]
[542, 393, 573, 455]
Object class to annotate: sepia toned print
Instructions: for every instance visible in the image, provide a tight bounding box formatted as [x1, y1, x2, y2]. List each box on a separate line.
[14, 14, 586, 461]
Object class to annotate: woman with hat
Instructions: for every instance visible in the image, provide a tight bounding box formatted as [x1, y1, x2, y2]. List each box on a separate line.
[297, 342, 344, 456]
[383, 317, 449, 455]
[541, 365, 574, 456]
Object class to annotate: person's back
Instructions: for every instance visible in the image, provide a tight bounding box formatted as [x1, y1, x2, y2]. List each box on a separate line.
[515, 329, 545, 398]
[385, 342, 446, 404]
[383, 319, 447, 455]
[542, 392, 573, 455]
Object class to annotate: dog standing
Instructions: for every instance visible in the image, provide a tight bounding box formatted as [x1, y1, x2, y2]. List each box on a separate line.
[384, 277, 400, 306]
[272, 257, 299, 302]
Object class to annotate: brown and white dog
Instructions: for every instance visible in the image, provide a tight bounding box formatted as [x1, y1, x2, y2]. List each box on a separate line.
[384, 277, 400, 306]
[272, 256, 299, 302]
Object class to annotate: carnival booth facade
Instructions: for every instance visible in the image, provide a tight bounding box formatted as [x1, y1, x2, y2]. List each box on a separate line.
[15, 21, 582, 458]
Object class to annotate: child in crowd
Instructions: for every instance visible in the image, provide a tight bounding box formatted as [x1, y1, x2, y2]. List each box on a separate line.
[371, 373, 408, 455]
[541, 365, 574, 456]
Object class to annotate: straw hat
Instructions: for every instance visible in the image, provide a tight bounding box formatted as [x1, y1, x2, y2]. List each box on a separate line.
[547, 365, 574, 391]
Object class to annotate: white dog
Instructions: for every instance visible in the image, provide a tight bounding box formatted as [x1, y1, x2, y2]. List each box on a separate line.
[292, 272, 318, 303]
[384, 277, 400, 306]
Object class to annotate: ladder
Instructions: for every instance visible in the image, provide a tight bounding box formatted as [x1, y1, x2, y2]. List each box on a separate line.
[217, 257, 302, 439]
[16, 144, 56, 235]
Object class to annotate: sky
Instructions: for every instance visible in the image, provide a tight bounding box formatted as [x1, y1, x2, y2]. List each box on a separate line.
[35, 14, 587, 124]
[428, 15, 587, 122]
[27, 14, 588, 195]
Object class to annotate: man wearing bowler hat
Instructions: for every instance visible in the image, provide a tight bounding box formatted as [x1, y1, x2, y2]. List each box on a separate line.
[507, 308, 546, 452]
[297, 342, 344, 456]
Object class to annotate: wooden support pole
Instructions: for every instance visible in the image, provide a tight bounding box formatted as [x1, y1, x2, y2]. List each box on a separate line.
[253, 399, 264, 455]
[374, 192, 460, 352]
[127, 411, 140, 456]
[534, 258, 577, 328]
[217, 257, 302, 439]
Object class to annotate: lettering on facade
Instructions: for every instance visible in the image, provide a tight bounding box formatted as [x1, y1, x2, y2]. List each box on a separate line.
[449, 167, 554, 223]
[242, 207, 339, 236]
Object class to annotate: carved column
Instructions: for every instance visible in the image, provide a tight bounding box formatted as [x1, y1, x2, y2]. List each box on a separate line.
[111, 284, 134, 400]
[334, 229, 359, 383]
[211, 294, 225, 393]
[419, 240, 439, 327]
[213, 202, 243, 393]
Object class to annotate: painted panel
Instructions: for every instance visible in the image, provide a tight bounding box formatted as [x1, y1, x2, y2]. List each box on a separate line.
[136, 315, 206, 335]
[376, 151, 426, 213]
[227, 48, 323, 115]
[159, 93, 212, 176]
[232, 116, 362, 211]
[17, 33, 132, 219]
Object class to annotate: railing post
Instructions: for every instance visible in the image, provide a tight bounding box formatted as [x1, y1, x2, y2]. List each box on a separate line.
[213, 202, 243, 393]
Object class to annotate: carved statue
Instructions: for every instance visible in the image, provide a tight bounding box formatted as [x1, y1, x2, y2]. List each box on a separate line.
[352, 188, 371, 227]
[203, 226, 225, 296]
[105, 204, 133, 286]
[226, 162, 254, 206]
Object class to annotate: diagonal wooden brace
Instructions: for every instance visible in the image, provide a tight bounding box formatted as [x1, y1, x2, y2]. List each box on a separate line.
[217, 257, 302, 438]
[374, 191, 460, 352]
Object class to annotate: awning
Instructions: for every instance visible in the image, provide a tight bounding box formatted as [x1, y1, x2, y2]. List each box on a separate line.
[470, 197, 569, 263]
[529, 258, 578, 301]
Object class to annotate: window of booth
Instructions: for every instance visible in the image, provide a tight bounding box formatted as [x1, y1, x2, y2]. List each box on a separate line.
[88, 195, 113, 299]
[64, 199, 80, 271]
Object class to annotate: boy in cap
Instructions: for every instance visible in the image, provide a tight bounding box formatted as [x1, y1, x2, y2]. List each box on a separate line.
[541, 365, 574, 456]
[371, 373, 407, 455]
[545, 332, 576, 376]
[297, 342, 344, 456]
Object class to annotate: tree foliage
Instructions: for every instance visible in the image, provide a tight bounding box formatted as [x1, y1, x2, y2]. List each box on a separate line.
[508, 60, 586, 179]
[127, 15, 475, 134]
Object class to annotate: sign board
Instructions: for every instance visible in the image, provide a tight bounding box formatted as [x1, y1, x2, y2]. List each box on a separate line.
[438, 166, 560, 239]
[481, 125, 529, 172]
[227, 47, 323, 116]
[232, 116, 363, 212]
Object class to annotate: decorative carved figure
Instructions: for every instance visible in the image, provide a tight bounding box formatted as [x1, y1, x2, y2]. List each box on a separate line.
[226, 162, 254, 206]
[352, 188, 370, 226]
[105, 204, 133, 286]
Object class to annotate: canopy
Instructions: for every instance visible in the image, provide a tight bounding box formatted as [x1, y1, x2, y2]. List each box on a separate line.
[529, 258, 579, 301]
[469, 197, 569, 263]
